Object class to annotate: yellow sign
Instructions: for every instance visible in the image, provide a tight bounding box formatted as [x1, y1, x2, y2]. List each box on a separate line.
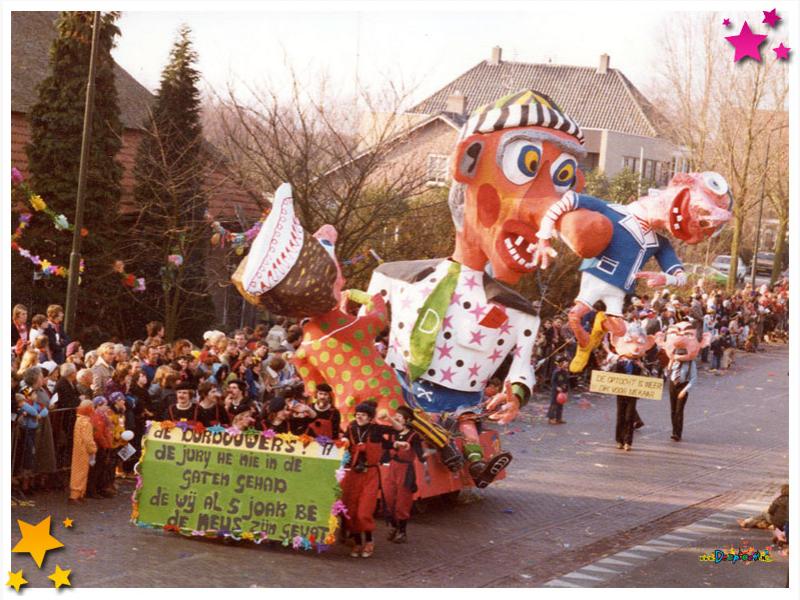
[589, 370, 664, 400]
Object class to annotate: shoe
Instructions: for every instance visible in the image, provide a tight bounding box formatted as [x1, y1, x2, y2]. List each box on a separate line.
[670, 434, 681, 442]
[68, 498, 81, 505]
[350, 545, 362, 558]
[617, 442, 624, 449]
[100, 490, 116, 498]
[623, 444, 631, 451]
[393, 531, 407, 544]
[548, 418, 558, 425]
[387, 528, 398, 541]
[472, 452, 513, 489]
[634, 420, 644, 429]
[360, 542, 375, 558]
[469, 460, 487, 480]
[556, 419, 567, 424]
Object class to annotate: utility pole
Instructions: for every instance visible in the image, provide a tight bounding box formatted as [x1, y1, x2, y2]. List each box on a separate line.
[64, 11, 101, 336]
[749, 137, 771, 290]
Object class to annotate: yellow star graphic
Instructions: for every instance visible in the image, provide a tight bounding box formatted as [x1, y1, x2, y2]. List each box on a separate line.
[5, 570, 28, 593]
[48, 565, 71, 589]
[12, 516, 64, 568]
[63, 517, 73, 528]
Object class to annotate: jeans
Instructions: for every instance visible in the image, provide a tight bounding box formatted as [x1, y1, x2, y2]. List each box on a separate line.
[711, 353, 722, 370]
[669, 381, 689, 438]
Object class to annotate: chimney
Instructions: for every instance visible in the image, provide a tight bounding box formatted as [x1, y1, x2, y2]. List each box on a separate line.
[489, 46, 502, 65]
[446, 91, 467, 115]
[597, 53, 610, 75]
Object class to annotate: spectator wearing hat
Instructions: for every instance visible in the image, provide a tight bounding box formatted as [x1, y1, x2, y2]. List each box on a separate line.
[305, 383, 341, 438]
[262, 393, 315, 434]
[383, 405, 426, 544]
[547, 356, 570, 425]
[167, 381, 197, 421]
[341, 400, 395, 559]
[66, 341, 84, 368]
[224, 379, 251, 421]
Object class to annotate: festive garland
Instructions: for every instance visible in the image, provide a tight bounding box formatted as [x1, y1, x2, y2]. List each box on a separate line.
[11, 214, 85, 278]
[113, 261, 146, 293]
[207, 210, 268, 254]
[131, 420, 346, 551]
[11, 167, 88, 236]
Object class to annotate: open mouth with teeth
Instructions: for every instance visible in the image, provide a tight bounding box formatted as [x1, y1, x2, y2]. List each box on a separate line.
[495, 220, 539, 272]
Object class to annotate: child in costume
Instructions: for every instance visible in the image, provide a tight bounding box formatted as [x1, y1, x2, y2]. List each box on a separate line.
[383, 406, 426, 543]
[547, 356, 570, 425]
[69, 399, 97, 503]
[341, 400, 394, 558]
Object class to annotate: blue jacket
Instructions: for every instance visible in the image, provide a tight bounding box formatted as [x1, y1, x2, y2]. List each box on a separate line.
[20, 398, 48, 429]
[572, 195, 683, 293]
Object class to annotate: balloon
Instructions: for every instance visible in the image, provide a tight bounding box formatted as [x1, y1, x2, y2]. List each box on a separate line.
[556, 392, 568, 405]
[121, 430, 134, 442]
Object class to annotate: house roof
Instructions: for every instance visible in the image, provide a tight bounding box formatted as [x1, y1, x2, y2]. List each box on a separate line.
[11, 11, 154, 129]
[409, 59, 670, 139]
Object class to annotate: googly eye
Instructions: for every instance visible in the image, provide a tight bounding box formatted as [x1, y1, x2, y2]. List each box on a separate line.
[550, 153, 578, 193]
[702, 172, 729, 196]
[500, 139, 542, 185]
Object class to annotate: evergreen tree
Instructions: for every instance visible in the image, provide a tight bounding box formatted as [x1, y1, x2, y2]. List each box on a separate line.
[19, 11, 124, 335]
[128, 25, 214, 341]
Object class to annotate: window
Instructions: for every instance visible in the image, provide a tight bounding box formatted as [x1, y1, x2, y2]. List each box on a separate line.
[426, 154, 449, 185]
[622, 156, 639, 171]
[643, 159, 656, 181]
[578, 152, 599, 172]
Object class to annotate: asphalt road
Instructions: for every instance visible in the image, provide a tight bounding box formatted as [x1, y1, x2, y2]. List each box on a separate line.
[9, 343, 789, 588]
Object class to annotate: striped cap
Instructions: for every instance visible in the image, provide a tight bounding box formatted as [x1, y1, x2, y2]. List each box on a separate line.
[459, 89, 584, 144]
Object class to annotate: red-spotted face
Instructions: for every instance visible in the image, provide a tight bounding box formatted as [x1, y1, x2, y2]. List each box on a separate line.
[450, 126, 586, 284]
[664, 172, 732, 244]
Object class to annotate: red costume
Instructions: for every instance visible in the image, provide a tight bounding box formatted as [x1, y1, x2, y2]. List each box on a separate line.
[383, 429, 425, 523]
[340, 422, 392, 535]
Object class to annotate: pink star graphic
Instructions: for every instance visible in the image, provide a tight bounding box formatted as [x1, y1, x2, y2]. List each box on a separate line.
[442, 315, 453, 330]
[498, 321, 513, 336]
[762, 9, 780, 28]
[488, 348, 504, 362]
[469, 302, 487, 320]
[449, 291, 462, 306]
[437, 343, 453, 359]
[512, 345, 522, 358]
[440, 366, 456, 383]
[469, 329, 486, 345]
[468, 363, 481, 378]
[773, 43, 791, 61]
[464, 275, 479, 290]
[400, 295, 413, 310]
[723, 18, 731, 27]
[725, 21, 768, 63]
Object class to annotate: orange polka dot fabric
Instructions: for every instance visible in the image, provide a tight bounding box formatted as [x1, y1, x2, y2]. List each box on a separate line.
[292, 294, 404, 428]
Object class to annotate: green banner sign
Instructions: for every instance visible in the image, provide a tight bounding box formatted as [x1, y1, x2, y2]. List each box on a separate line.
[131, 422, 345, 550]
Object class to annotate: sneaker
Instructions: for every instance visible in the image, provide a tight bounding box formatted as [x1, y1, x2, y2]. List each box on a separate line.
[670, 434, 681, 442]
[386, 528, 398, 542]
[361, 542, 375, 558]
[617, 442, 624, 449]
[634, 420, 645, 429]
[548, 418, 558, 425]
[350, 545, 362, 558]
[623, 444, 631, 451]
[556, 419, 567, 424]
[393, 531, 407, 544]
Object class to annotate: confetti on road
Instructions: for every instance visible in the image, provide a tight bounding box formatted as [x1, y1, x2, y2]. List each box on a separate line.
[593, 463, 607, 468]
[501, 508, 514, 514]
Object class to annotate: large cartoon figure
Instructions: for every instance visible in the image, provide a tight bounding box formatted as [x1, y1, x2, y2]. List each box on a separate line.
[534, 172, 733, 360]
[365, 90, 610, 486]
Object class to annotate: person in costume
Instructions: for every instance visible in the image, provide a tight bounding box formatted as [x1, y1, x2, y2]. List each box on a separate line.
[533, 172, 732, 362]
[656, 320, 709, 442]
[194, 381, 229, 427]
[167, 381, 197, 421]
[547, 355, 570, 425]
[262, 394, 316, 435]
[366, 90, 611, 486]
[69, 399, 97, 503]
[341, 400, 395, 558]
[305, 382, 342, 438]
[383, 406, 426, 544]
[603, 324, 656, 451]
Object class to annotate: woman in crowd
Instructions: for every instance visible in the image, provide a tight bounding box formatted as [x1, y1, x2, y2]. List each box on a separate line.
[11, 303, 29, 357]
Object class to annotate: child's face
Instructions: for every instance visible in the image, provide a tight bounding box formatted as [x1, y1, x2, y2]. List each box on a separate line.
[485, 384, 499, 396]
[354, 412, 371, 427]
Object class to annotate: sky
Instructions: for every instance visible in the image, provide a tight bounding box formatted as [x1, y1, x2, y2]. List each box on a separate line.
[111, 3, 677, 108]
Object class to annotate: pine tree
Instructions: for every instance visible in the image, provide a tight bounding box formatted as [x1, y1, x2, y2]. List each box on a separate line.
[128, 25, 215, 341]
[19, 11, 124, 337]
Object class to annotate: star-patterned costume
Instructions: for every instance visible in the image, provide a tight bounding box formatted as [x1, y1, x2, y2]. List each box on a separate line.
[366, 258, 539, 413]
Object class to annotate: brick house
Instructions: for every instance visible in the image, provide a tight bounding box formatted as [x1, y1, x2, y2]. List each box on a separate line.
[11, 11, 262, 330]
[401, 47, 685, 187]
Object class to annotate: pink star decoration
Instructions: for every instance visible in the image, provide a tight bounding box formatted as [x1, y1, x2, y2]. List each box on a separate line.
[723, 18, 731, 27]
[498, 321, 513, 336]
[725, 21, 768, 63]
[442, 315, 453, 329]
[463, 275, 479, 290]
[439, 367, 456, 383]
[488, 348, 504, 362]
[773, 43, 791, 61]
[469, 302, 487, 320]
[469, 329, 486, 345]
[762, 9, 780, 28]
[449, 291, 462, 306]
[468, 363, 481, 378]
[437, 343, 453, 359]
